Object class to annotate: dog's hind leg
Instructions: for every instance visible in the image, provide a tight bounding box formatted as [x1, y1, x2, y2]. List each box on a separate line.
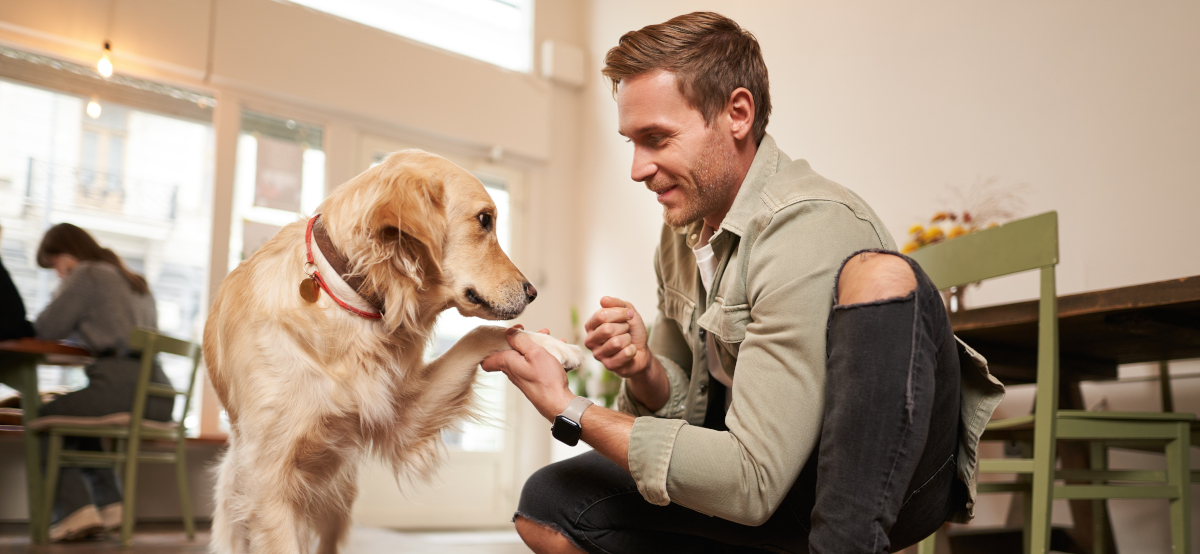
[241, 451, 312, 554]
[314, 466, 358, 554]
[247, 493, 309, 554]
[211, 446, 249, 554]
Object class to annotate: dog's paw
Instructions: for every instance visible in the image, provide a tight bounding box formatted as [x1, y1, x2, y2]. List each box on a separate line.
[520, 331, 585, 370]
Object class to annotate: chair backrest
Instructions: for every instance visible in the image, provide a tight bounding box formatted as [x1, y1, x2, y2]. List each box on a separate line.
[909, 211, 1062, 465]
[907, 211, 1058, 290]
[127, 327, 203, 436]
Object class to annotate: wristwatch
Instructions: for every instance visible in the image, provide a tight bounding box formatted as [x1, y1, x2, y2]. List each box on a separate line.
[551, 396, 594, 446]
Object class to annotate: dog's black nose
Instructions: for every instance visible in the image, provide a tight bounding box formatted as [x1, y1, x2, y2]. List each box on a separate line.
[523, 282, 538, 303]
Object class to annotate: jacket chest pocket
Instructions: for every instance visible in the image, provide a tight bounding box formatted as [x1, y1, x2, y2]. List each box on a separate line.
[663, 286, 697, 340]
[698, 301, 750, 376]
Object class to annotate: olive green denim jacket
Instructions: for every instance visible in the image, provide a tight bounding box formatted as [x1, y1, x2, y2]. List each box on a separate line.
[617, 135, 1005, 526]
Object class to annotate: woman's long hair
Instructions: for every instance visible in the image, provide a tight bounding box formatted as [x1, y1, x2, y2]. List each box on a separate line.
[36, 223, 150, 295]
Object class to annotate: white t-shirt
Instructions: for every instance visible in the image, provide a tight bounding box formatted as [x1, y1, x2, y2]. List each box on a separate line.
[692, 226, 734, 397]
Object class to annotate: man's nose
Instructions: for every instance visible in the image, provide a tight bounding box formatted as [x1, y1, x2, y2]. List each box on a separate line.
[630, 147, 656, 183]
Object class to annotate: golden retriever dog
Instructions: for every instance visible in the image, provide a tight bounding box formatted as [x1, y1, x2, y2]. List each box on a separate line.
[203, 150, 582, 554]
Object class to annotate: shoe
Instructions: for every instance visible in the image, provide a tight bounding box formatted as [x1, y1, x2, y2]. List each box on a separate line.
[48, 504, 103, 542]
[99, 502, 123, 531]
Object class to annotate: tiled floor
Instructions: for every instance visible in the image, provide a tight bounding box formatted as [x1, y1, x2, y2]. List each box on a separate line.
[0, 524, 533, 553]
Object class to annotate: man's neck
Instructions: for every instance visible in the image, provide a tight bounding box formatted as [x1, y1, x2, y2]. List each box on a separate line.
[702, 137, 759, 231]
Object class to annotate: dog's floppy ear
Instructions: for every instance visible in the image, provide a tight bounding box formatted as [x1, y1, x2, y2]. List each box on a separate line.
[371, 160, 448, 274]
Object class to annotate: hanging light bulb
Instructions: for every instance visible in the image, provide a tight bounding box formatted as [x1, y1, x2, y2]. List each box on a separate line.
[97, 41, 113, 78]
[87, 97, 102, 119]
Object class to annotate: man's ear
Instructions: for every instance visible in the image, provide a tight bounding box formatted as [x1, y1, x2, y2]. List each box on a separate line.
[726, 87, 756, 142]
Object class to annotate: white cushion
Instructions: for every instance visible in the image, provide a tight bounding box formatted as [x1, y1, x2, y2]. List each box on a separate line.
[28, 412, 179, 432]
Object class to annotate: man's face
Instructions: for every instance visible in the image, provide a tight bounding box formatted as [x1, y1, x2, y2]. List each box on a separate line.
[617, 70, 739, 228]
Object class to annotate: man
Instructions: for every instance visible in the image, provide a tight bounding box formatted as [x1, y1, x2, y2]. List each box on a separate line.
[482, 12, 1002, 553]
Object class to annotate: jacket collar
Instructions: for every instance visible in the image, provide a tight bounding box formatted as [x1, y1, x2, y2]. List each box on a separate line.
[679, 134, 784, 249]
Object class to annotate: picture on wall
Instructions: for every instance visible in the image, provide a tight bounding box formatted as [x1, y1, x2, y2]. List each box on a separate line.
[253, 135, 304, 212]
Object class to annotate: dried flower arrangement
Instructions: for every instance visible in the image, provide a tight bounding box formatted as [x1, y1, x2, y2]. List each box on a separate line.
[901, 177, 1029, 312]
[901, 176, 1028, 254]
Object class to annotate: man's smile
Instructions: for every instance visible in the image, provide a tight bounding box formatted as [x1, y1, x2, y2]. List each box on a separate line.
[647, 181, 680, 203]
[654, 185, 678, 203]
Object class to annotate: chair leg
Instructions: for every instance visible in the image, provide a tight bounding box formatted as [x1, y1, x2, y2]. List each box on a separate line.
[40, 433, 63, 543]
[1029, 441, 1056, 554]
[1089, 441, 1108, 554]
[1022, 489, 1033, 554]
[120, 437, 140, 547]
[175, 436, 194, 540]
[1167, 422, 1191, 554]
[1008, 440, 1035, 554]
[916, 529, 938, 554]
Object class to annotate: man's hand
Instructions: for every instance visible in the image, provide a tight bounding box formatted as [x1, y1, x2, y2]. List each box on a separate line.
[485, 325, 637, 474]
[584, 297, 651, 378]
[481, 326, 575, 422]
[584, 297, 670, 412]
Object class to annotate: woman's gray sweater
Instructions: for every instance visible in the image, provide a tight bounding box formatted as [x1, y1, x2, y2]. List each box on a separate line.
[35, 261, 157, 353]
[34, 260, 173, 421]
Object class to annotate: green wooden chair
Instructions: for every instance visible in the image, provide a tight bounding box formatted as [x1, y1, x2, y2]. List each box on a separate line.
[908, 211, 1193, 554]
[29, 327, 202, 546]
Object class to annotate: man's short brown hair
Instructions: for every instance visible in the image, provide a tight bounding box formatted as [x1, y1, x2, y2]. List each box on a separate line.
[603, 12, 771, 143]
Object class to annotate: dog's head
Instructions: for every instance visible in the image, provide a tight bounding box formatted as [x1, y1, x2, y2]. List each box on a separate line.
[319, 149, 535, 334]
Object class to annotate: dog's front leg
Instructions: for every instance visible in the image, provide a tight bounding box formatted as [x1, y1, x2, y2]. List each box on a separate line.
[407, 325, 514, 420]
[423, 326, 584, 379]
[403, 326, 580, 439]
[421, 325, 513, 378]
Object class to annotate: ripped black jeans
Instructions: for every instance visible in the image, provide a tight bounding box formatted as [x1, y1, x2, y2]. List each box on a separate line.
[516, 250, 963, 553]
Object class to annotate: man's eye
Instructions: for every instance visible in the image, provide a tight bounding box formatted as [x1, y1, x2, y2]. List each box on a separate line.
[478, 213, 493, 230]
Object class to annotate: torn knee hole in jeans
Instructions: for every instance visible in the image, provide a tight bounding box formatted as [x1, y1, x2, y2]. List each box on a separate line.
[513, 512, 588, 553]
[834, 249, 920, 308]
[833, 289, 916, 311]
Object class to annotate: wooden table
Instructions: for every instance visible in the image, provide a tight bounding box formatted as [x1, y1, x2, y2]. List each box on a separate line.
[950, 275, 1200, 383]
[0, 338, 90, 544]
[949, 275, 1200, 553]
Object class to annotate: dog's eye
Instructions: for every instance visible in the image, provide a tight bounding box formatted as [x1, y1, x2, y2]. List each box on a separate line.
[477, 213, 493, 231]
[380, 226, 400, 241]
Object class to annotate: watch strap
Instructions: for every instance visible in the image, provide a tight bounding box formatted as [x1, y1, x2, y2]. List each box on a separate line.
[559, 396, 594, 425]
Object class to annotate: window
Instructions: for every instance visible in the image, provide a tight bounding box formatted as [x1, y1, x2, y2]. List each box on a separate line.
[0, 64, 215, 432]
[228, 110, 325, 271]
[287, 0, 534, 72]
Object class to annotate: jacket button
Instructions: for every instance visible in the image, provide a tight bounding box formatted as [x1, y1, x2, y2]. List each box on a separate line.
[698, 329, 707, 340]
[699, 383, 709, 393]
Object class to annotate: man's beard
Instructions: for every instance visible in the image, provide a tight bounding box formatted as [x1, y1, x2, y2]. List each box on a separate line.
[651, 135, 740, 228]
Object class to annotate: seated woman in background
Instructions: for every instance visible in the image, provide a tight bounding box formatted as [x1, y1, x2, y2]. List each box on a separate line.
[34, 223, 174, 541]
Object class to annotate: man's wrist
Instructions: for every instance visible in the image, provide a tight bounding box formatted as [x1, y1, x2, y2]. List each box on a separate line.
[542, 388, 577, 422]
[625, 353, 670, 412]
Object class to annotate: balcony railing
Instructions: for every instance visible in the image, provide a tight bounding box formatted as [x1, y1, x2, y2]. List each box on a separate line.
[21, 157, 178, 223]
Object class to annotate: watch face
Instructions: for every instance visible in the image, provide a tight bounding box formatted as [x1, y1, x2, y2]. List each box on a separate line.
[552, 415, 582, 446]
